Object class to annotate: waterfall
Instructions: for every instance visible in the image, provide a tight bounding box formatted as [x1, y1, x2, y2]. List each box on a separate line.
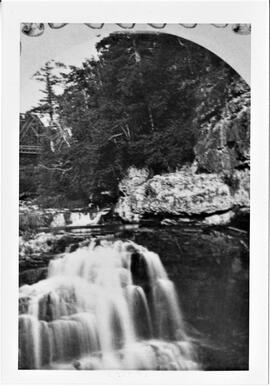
[19, 239, 199, 370]
[50, 212, 66, 227]
[50, 208, 111, 228]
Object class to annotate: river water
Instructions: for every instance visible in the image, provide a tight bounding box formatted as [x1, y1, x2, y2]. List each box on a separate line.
[19, 225, 249, 370]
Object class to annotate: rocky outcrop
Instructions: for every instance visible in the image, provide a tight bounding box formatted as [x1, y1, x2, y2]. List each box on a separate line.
[231, 169, 250, 207]
[19, 267, 48, 287]
[116, 88, 250, 225]
[19, 203, 54, 230]
[115, 167, 249, 224]
[19, 232, 85, 285]
[194, 91, 250, 173]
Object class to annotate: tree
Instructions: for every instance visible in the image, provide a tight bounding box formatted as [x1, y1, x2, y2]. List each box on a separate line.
[24, 33, 250, 207]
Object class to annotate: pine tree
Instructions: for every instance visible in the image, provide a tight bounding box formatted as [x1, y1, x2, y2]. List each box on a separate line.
[25, 33, 250, 206]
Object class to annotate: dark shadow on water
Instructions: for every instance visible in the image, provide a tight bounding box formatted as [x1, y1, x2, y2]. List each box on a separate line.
[129, 226, 249, 370]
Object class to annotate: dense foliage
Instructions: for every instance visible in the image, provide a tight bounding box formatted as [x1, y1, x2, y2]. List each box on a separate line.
[22, 33, 249, 206]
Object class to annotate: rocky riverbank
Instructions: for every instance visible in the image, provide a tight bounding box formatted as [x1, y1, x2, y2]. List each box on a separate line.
[19, 166, 249, 232]
[115, 166, 249, 225]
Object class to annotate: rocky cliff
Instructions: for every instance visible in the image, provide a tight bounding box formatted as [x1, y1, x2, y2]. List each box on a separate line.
[194, 89, 250, 173]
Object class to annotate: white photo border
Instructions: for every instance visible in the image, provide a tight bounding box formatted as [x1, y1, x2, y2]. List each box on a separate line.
[1, 1, 269, 384]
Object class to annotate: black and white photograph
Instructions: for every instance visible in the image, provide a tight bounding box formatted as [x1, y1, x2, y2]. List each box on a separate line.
[17, 22, 252, 371]
[1, 1, 269, 382]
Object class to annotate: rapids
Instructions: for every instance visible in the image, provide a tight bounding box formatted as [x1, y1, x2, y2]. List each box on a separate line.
[50, 208, 111, 228]
[19, 239, 199, 370]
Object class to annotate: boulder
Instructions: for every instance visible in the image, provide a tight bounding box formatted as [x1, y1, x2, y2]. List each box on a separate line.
[19, 267, 48, 286]
[115, 167, 249, 223]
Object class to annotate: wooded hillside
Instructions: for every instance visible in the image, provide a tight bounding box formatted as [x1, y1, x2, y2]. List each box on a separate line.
[20, 33, 250, 207]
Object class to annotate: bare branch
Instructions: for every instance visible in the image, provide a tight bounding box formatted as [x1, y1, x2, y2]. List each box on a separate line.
[108, 133, 123, 141]
[38, 163, 72, 173]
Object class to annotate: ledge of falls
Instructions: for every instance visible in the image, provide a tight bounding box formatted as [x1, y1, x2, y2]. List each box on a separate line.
[19, 202, 112, 232]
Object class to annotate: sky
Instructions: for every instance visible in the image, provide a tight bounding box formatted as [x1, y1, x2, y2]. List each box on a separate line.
[20, 23, 250, 113]
[20, 24, 112, 113]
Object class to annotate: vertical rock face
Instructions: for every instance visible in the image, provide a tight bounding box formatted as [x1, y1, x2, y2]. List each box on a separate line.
[194, 90, 250, 173]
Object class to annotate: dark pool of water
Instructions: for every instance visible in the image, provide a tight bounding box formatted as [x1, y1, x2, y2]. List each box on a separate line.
[131, 226, 249, 370]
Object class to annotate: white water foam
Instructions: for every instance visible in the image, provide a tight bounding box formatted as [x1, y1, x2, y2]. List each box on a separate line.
[19, 239, 199, 370]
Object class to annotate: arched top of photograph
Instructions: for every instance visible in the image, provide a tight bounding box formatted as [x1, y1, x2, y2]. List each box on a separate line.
[20, 27, 250, 198]
[20, 23, 251, 86]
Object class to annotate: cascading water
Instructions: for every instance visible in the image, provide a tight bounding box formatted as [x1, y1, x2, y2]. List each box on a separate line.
[50, 208, 111, 228]
[19, 239, 199, 370]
